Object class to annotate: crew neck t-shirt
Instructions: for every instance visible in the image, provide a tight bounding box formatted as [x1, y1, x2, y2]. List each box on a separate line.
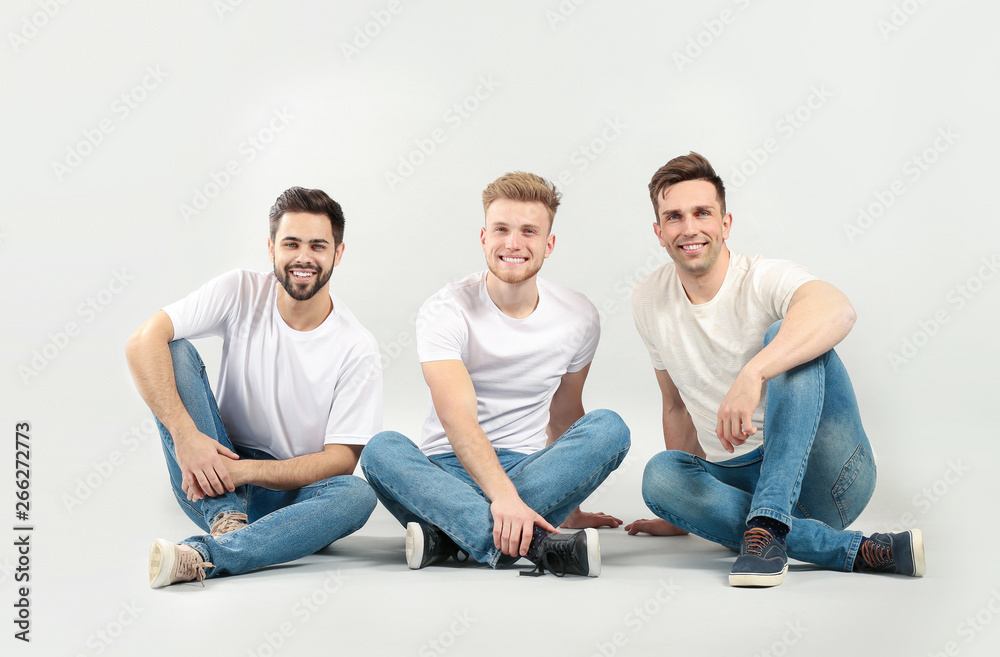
[631, 253, 816, 462]
[162, 269, 383, 460]
[416, 271, 600, 456]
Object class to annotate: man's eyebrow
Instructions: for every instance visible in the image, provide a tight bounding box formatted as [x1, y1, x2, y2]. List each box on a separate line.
[660, 204, 715, 216]
[279, 236, 331, 244]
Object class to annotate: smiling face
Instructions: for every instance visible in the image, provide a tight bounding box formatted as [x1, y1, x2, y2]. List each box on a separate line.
[481, 199, 555, 285]
[654, 179, 731, 278]
[268, 211, 343, 302]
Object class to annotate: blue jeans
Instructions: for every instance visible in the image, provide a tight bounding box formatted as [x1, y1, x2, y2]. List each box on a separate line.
[360, 409, 630, 567]
[641, 321, 877, 572]
[155, 340, 376, 578]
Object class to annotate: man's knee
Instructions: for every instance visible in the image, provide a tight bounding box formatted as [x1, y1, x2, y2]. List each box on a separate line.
[641, 450, 691, 506]
[167, 338, 203, 373]
[585, 408, 631, 454]
[358, 431, 412, 473]
[763, 320, 783, 347]
[339, 475, 378, 516]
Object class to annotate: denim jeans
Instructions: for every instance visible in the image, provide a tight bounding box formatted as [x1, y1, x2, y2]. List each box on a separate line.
[154, 339, 376, 578]
[360, 409, 630, 567]
[641, 321, 876, 572]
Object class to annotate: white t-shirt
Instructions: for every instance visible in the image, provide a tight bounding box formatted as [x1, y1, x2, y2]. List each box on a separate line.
[631, 253, 817, 462]
[162, 269, 383, 460]
[416, 271, 600, 456]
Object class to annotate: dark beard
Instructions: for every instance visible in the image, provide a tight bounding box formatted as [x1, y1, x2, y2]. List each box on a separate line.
[275, 265, 332, 301]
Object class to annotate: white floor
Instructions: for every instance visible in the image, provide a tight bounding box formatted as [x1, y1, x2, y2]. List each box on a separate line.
[32, 457, 996, 657]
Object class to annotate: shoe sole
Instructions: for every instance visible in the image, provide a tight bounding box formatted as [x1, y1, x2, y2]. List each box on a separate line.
[149, 538, 175, 588]
[584, 528, 601, 577]
[405, 522, 424, 570]
[909, 529, 927, 577]
[729, 563, 788, 587]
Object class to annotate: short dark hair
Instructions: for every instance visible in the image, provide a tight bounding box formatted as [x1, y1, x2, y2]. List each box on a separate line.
[269, 187, 345, 245]
[648, 152, 726, 218]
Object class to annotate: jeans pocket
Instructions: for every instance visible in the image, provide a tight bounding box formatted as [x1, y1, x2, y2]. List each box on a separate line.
[832, 443, 877, 527]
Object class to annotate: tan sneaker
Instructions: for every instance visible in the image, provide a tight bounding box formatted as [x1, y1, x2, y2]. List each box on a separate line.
[210, 512, 248, 538]
[149, 539, 214, 588]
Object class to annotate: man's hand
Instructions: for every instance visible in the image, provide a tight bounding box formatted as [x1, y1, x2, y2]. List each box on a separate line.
[560, 507, 623, 529]
[624, 518, 689, 536]
[715, 368, 764, 453]
[490, 493, 558, 558]
[174, 429, 239, 502]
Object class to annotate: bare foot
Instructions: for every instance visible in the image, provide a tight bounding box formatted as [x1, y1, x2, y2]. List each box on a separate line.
[624, 518, 689, 536]
[560, 508, 623, 529]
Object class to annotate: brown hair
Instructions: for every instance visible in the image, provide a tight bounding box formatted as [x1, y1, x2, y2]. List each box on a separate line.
[648, 152, 726, 218]
[269, 187, 345, 245]
[482, 171, 561, 227]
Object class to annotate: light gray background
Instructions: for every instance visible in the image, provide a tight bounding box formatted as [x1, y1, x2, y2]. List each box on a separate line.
[2, 1, 998, 655]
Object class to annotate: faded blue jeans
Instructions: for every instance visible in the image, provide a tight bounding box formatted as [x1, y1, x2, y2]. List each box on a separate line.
[642, 321, 876, 572]
[155, 340, 376, 578]
[360, 409, 630, 567]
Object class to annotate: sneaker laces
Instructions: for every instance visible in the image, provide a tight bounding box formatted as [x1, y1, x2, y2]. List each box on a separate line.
[860, 538, 892, 569]
[520, 541, 571, 578]
[742, 528, 774, 556]
[177, 547, 214, 586]
[210, 512, 248, 537]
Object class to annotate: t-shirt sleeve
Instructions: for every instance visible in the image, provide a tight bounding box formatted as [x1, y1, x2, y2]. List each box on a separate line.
[416, 290, 467, 363]
[324, 347, 383, 446]
[566, 299, 600, 373]
[161, 270, 243, 340]
[631, 280, 667, 370]
[750, 259, 818, 318]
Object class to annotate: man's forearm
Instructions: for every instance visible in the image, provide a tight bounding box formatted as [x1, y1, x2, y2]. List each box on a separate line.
[663, 406, 702, 457]
[125, 322, 197, 440]
[744, 283, 855, 383]
[446, 422, 519, 502]
[231, 447, 360, 490]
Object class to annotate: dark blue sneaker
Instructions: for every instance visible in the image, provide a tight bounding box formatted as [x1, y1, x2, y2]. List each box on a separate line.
[405, 522, 467, 569]
[730, 527, 788, 587]
[857, 529, 926, 577]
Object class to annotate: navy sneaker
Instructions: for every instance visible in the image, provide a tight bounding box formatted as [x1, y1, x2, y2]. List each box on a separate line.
[522, 528, 601, 578]
[730, 527, 788, 587]
[856, 529, 926, 577]
[405, 522, 466, 569]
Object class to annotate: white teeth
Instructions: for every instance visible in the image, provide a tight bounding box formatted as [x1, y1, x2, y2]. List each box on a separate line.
[292, 271, 314, 278]
[501, 256, 526, 263]
[681, 244, 703, 251]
